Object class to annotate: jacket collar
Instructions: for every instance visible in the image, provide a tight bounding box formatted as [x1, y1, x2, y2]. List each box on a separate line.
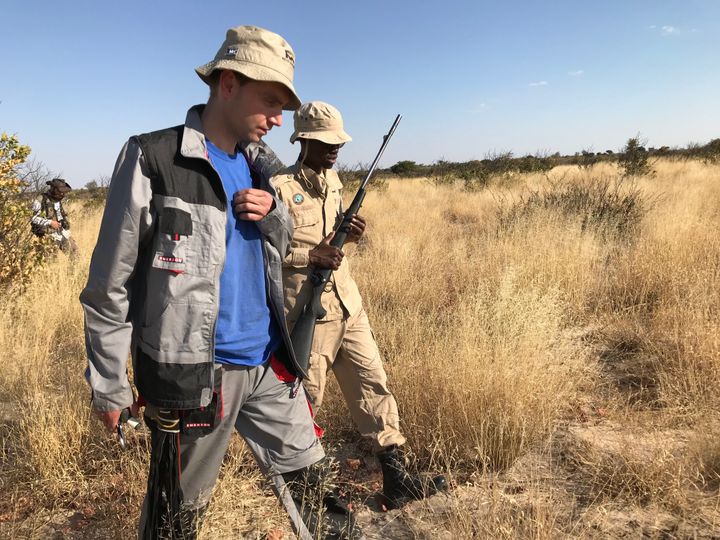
[180, 105, 209, 160]
[180, 104, 258, 170]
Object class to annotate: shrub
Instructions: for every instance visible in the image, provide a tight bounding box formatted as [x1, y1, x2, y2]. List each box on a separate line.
[701, 139, 720, 164]
[337, 163, 387, 193]
[482, 150, 515, 177]
[458, 161, 491, 191]
[619, 135, 654, 177]
[514, 153, 555, 174]
[428, 159, 457, 187]
[390, 160, 419, 177]
[578, 149, 600, 171]
[496, 176, 651, 238]
[83, 176, 110, 209]
[0, 133, 48, 292]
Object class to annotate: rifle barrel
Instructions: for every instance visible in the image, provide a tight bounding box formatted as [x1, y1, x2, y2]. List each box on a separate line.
[358, 114, 402, 192]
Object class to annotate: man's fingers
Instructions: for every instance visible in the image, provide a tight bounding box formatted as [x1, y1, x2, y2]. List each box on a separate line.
[94, 409, 122, 433]
[234, 202, 271, 221]
[234, 201, 265, 214]
[236, 209, 266, 222]
[237, 212, 264, 222]
[310, 240, 344, 269]
[233, 190, 272, 221]
[234, 192, 268, 206]
[326, 256, 341, 270]
[233, 189, 272, 205]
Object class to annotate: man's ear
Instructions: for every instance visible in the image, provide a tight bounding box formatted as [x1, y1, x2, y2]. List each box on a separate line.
[218, 70, 237, 100]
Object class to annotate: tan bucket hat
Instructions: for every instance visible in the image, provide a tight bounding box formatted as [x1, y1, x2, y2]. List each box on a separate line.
[195, 25, 301, 110]
[290, 101, 352, 144]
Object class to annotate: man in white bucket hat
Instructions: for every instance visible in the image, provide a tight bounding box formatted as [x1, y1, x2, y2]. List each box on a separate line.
[274, 101, 448, 511]
[82, 27, 361, 539]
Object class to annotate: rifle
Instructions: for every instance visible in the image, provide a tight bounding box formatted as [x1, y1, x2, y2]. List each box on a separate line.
[290, 114, 402, 375]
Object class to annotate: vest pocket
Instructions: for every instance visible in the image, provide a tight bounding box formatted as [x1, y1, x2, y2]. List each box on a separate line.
[153, 207, 214, 277]
[160, 207, 193, 236]
[290, 208, 320, 228]
[140, 302, 214, 353]
[153, 207, 191, 274]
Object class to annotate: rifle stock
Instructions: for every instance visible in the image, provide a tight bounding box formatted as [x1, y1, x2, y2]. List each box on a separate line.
[290, 115, 402, 376]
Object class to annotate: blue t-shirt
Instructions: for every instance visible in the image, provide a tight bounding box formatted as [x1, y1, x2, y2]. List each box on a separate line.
[206, 140, 281, 365]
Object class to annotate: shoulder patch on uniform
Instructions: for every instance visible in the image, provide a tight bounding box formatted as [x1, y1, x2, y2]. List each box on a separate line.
[293, 193, 304, 205]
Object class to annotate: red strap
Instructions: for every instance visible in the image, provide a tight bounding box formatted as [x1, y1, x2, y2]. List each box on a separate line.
[306, 399, 325, 438]
[269, 354, 296, 383]
[270, 355, 324, 437]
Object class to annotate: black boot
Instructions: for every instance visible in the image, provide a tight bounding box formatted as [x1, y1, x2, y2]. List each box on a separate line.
[377, 445, 448, 510]
[281, 460, 364, 540]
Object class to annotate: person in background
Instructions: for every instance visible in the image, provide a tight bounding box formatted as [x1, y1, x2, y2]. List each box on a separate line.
[31, 178, 77, 254]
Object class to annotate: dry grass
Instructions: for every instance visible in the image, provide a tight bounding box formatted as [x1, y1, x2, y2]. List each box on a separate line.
[1, 159, 719, 538]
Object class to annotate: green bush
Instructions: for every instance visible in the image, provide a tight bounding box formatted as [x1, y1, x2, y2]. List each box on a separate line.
[619, 136, 654, 177]
[390, 160, 419, 177]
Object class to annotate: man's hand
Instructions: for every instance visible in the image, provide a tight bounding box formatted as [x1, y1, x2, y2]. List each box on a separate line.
[49, 220, 62, 231]
[346, 214, 366, 243]
[233, 189, 274, 221]
[309, 232, 344, 270]
[94, 402, 139, 433]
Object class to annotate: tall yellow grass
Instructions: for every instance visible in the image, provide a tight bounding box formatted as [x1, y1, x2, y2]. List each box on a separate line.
[1, 159, 719, 537]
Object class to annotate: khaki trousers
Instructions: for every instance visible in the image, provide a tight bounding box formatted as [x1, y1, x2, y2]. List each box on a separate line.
[304, 308, 406, 451]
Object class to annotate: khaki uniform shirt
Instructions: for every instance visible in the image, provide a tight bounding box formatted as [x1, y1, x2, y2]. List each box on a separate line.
[274, 162, 363, 323]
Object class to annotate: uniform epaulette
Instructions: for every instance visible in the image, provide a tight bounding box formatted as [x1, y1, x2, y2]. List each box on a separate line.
[271, 170, 299, 189]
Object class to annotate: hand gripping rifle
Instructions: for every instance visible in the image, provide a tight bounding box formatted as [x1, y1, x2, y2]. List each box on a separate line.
[291, 114, 402, 375]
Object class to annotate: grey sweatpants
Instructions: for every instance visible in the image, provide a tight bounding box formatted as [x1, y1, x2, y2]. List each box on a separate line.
[139, 357, 325, 538]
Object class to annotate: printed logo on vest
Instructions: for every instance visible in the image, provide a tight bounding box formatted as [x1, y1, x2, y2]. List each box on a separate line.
[293, 193, 304, 204]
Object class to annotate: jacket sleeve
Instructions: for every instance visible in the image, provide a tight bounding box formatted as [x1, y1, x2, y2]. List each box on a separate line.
[256, 193, 294, 259]
[79, 138, 154, 412]
[283, 247, 310, 268]
[243, 139, 286, 180]
[30, 199, 51, 228]
[243, 140, 294, 259]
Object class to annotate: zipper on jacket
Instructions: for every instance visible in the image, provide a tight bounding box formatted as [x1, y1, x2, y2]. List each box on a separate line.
[199, 154, 226, 401]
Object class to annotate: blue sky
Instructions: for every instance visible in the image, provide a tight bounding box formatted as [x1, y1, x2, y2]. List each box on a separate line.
[1, 0, 719, 186]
